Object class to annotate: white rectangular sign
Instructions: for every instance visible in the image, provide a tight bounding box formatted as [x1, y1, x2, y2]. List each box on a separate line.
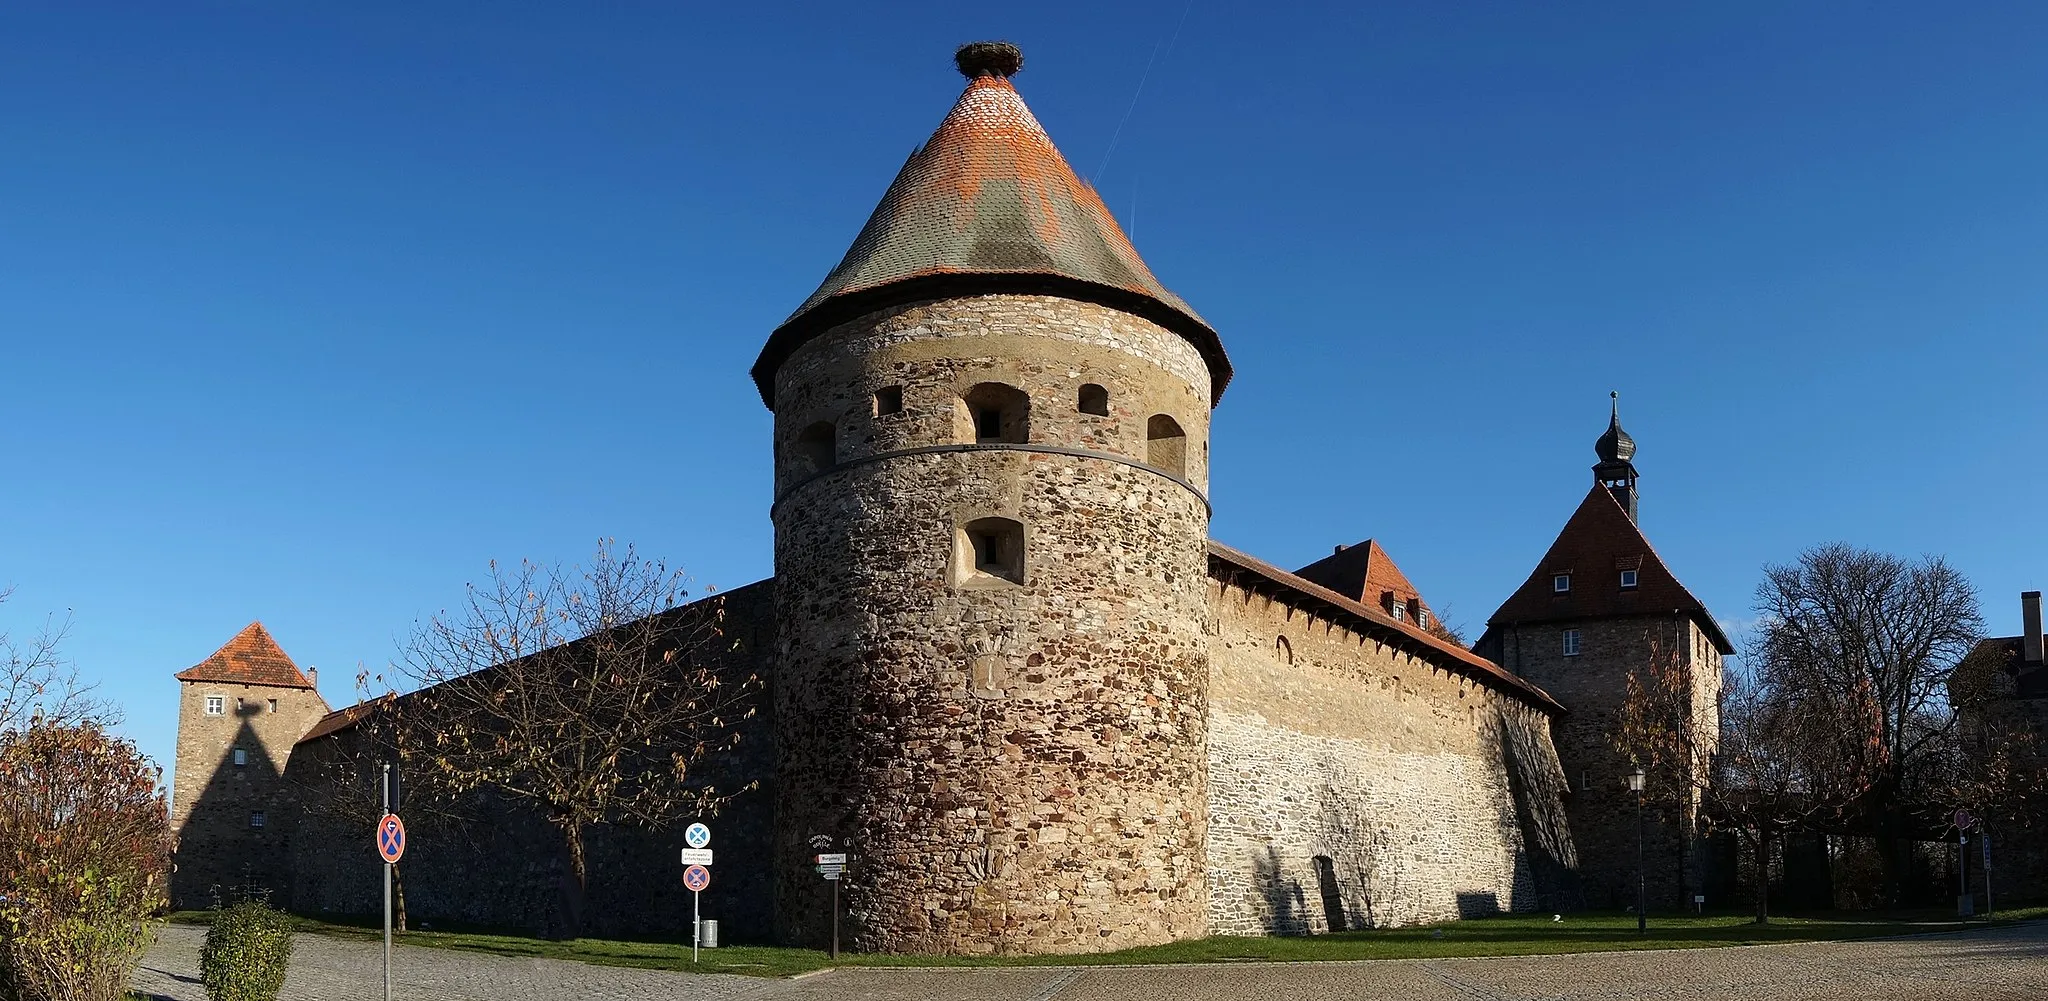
[679, 848, 714, 865]
[815, 853, 848, 864]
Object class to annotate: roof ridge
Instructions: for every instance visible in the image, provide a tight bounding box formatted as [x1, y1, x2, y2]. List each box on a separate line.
[174, 621, 318, 690]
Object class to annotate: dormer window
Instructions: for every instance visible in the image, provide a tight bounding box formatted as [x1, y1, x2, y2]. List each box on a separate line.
[1553, 573, 1572, 594]
[1620, 569, 1638, 590]
[1417, 608, 1430, 630]
[1390, 601, 1405, 622]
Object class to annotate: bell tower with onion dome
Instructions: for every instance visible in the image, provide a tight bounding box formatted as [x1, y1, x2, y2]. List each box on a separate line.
[754, 42, 1230, 955]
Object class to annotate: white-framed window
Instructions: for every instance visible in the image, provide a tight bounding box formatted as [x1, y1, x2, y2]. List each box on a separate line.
[1552, 573, 1571, 593]
[205, 695, 225, 716]
[249, 811, 266, 830]
[232, 748, 247, 768]
[1562, 629, 1582, 657]
[1390, 601, 1406, 622]
[1620, 569, 1638, 590]
[1417, 608, 1430, 630]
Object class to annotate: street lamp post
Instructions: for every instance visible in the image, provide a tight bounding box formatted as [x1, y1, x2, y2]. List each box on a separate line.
[1626, 767, 1647, 934]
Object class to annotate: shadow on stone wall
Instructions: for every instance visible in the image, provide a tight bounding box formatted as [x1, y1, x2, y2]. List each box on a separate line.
[172, 712, 291, 909]
[1252, 845, 1307, 935]
[1497, 707, 1583, 912]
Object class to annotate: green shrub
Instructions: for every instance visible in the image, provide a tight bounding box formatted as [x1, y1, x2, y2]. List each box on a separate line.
[0, 723, 169, 1001]
[200, 899, 295, 1001]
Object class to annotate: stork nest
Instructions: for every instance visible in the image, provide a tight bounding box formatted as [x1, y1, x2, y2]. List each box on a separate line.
[955, 41, 1023, 79]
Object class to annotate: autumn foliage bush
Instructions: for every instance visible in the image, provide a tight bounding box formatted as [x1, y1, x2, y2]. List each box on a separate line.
[0, 722, 170, 1001]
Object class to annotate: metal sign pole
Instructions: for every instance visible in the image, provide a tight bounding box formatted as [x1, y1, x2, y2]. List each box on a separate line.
[382, 764, 392, 1001]
[830, 877, 840, 961]
[1983, 833, 1994, 919]
[692, 889, 700, 963]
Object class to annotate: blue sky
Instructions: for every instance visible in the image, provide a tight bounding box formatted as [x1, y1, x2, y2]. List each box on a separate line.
[3, 2, 2044, 776]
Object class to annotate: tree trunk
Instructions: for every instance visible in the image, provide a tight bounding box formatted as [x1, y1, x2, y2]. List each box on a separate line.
[1874, 813, 1907, 909]
[552, 821, 589, 941]
[1753, 832, 1771, 925]
[393, 863, 409, 933]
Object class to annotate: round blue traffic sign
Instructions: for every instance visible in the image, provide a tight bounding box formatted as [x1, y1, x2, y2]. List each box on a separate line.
[683, 864, 711, 892]
[377, 814, 406, 864]
[685, 822, 711, 849]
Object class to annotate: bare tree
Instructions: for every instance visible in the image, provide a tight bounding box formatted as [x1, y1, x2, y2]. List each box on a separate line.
[1, 587, 108, 732]
[1749, 543, 1983, 905]
[393, 541, 760, 939]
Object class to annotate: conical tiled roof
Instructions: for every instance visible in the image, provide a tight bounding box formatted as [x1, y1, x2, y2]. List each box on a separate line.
[752, 44, 1230, 407]
[174, 622, 318, 690]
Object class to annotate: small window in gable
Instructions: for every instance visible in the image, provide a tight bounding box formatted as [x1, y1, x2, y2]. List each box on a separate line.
[1147, 415, 1187, 475]
[205, 696, 225, 716]
[874, 386, 904, 417]
[794, 421, 837, 475]
[956, 517, 1025, 585]
[1275, 635, 1293, 665]
[960, 383, 1029, 444]
[1562, 629, 1582, 657]
[1620, 569, 1638, 590]
[1417, 607, 1430, 630]
[1078, 383, 1109, 416]
[1553, 573, 1572, 594]
[233, 747, 247, 768]
[1390, 600, 1406, 622]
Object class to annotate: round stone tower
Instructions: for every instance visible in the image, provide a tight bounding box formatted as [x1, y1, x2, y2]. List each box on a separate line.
[753, 42, 1231, 955]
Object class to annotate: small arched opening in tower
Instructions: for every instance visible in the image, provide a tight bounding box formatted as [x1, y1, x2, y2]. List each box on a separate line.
[1147, 414, 1187, 475]
[1275, 634, 1293, 666]
[1078, 383, 1109, 417]
[795, 420, 837, 475]
[959, 383, 1029, 444]
[956, 516, 1025, 585]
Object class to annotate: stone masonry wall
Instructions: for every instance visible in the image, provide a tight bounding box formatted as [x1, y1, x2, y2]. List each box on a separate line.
[1206, 582, 1576, 934]
[771, 294, 1214, 955]
[1482, 615, 1721, 910]
[170, 679, 329, 909]
[282, 581, 779, 941]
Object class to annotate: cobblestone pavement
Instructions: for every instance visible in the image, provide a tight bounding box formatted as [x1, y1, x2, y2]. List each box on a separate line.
[137, 921, 2048, 1001]
[133, 925, 780, 1001]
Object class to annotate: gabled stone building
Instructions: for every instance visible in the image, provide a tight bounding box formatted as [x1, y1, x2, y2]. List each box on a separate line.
[168, 622, 330, 908]
[1475, 400, 1731, 910]
[169, 42, 1756, 955]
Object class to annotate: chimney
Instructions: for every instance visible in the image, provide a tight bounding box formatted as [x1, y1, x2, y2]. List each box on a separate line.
[2024, 591, 2043, 665]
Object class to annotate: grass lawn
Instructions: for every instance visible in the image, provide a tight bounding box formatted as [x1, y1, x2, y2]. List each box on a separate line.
[167, 905, 2048, 979]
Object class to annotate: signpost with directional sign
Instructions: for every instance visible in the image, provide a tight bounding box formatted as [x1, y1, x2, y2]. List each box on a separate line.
[808, 834, 851, 959]
[682, 825, 712, 962]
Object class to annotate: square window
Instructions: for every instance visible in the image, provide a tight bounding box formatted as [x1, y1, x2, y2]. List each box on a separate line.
[233, 748, 247, 768]
[205, 696, 225, 716]
[1620, 569, 1639, 590]
[1562, 629, 1582, 657]
[874, 386, 903, 417]
[1552, 574, 1571, 593]
[249, 811, 266, 830]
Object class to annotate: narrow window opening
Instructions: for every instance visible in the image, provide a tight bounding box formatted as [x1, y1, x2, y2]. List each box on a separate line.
[235, 697, 245, 711]
[1620, 569, 1638, 590]
[873, 386, 904, 417]
[1552, 573, 1572, 594]
[1147, 414, 1187, 475]
[267, 698, 278, 713]
[1276, 635, 1293, 665]
[956, 517, 1025, 585]
[1562, 629, 1582, 657]
[794, 421, 837, 475]
[959, 383, 1029, 444]
[233, 747, 247, 768]
[1417, 607, 1430, 630]
[1078, 383, 1110, 416]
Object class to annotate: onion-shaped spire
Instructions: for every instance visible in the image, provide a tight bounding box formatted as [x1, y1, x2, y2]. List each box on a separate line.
[1595, 391, 1635, 463]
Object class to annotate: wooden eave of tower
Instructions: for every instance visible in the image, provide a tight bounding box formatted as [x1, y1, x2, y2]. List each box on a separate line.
[1208, 540, 1565, 715]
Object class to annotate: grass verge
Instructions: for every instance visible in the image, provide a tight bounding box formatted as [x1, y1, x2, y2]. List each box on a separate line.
[165, 906, 2048, 979]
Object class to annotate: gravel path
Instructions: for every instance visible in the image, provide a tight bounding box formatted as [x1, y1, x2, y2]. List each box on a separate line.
[135, 920, 2048, 1001]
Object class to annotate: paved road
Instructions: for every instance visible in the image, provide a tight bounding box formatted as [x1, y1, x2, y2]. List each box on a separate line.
[136, 921, 2048, 1001]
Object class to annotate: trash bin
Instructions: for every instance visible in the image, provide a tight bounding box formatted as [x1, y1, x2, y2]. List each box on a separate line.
[697, 919, 719, 948]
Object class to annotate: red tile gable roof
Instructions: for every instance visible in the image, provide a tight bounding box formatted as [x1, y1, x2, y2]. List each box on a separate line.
[1209, 540, 1564, 714]
[1294, 540, 1434, 622]
[752, 57, 1230, 408]
[175, 622, 318, 690]
[298, 693, 393, 745]
[1485, 486, 1733, 654]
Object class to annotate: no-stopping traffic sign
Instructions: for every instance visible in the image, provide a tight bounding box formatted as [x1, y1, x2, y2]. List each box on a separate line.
[683, 864, 711, 892]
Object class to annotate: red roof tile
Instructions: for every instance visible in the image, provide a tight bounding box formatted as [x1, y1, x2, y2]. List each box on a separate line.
[298, 693, 393, 745]
[1484, 486, 1733, 654]
[752, 48, 1230, 408]
[1294, 540, 1436, 624]
[1209, 540, 1564, 714]
[174, 622, 318, 690]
